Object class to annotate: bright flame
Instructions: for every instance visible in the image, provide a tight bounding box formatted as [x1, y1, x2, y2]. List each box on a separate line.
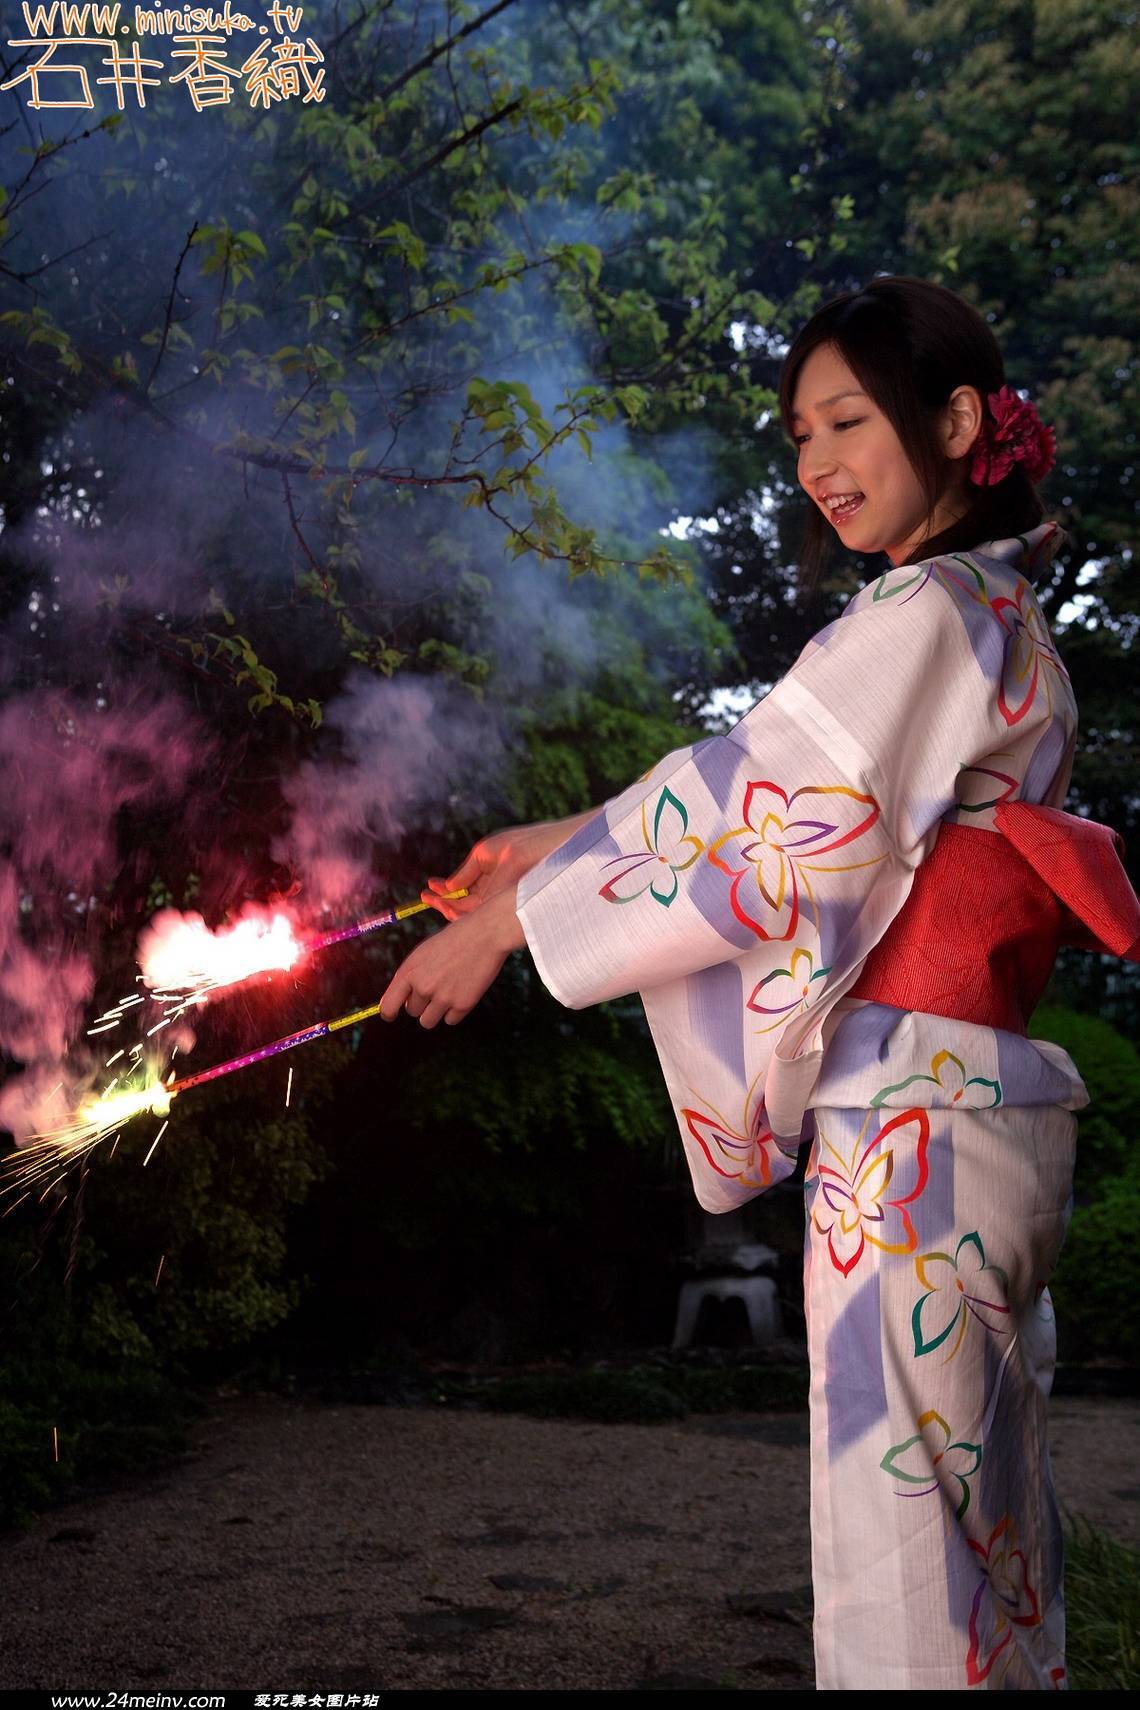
[138, 906, 303, 1015]
[1, 1077, 174, 1200]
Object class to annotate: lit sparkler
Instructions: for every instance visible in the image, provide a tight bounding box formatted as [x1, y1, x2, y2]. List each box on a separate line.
[2, 1076, 173, 1199]
[2, 885, 468, 1198]
[3, 993, 399, 1197]
[88, 887, 470, 1028]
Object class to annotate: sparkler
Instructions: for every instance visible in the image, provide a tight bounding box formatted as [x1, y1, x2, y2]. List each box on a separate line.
[2, 1078, 173, 1199]
[3, 993, 401, 1198]
[106, 887, 470, 1025]
[2, 885, 470, 1199]
[166, 996, 393, 1095]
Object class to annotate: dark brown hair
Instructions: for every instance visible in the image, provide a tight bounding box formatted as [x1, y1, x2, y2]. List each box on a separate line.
[778, 274, 1049, 602]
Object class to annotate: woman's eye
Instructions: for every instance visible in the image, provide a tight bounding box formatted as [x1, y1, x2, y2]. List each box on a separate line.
[793, 418, 863, 447]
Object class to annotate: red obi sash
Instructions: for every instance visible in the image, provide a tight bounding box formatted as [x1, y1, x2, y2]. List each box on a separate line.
[847, 802, 1140, 1035]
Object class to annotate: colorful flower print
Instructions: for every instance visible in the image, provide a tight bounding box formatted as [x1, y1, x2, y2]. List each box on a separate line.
[867, 552, 990, 609]
[745, 945, 831, 1033]
[990, 577, 1071, 728]
[966, 1513, 1042, 1686]
[680, 1092, 783, 1190]
[597, 785, 704, 906]
[912, 1232, 1010, 1361]
[871, 1047, 1001, 1110]
[954, 759, 1019, 814]
[707, 779, 884, 941]
[810, 1108, 930, 1278]
[880, 1409, 982, 1521]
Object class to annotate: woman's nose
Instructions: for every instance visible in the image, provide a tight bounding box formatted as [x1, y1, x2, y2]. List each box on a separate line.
[800, 447, 837, 489]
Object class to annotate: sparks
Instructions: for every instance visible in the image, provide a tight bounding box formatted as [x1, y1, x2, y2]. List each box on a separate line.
[1, 1078, 172, 1198]
[139, 906, 303, 1017]
[136, 889, 469, 1016]
[142, 1119, 169, 1166]
[1, 885, 470, 1200]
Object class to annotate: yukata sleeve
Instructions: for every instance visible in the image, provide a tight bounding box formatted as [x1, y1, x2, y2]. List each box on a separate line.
[515, 573, 1048, 1009]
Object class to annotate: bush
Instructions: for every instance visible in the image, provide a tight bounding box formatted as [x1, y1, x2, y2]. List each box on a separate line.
[1052, 1163, 1140, 1366]
[1028, 1005, 1140, 1195]
[431, 1360, 809, 1423]
[0, 1351, 199, 1532]
[1028, 1006, 1140, 1365]
[0, 1037, 346, 1529]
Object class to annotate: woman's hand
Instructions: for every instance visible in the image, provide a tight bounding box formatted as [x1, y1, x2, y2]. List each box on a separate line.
[418, 825, 545, 921]
[420, 812, 600, 922]
[379, 885, 527, 1027]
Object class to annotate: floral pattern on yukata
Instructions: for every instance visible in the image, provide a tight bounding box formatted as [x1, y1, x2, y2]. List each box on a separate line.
[866, 547, 1069, 732]
[880, 1409, 982, 1521]
[868, 551, 990, 610]
[954, 758, 1019, 813]
[991, 577, 1072, 728]
[679, 1093, 782, 1191]
[966, 1513, 1043, 1686]
[810, 1108, 930, 1277]
[745, 944, 831, 1033]
[706, 779, 885, 941]
[871, 1047, 1002, 1110]
[598, 785, 704, 905]
[912, 1231, 1011, 1361]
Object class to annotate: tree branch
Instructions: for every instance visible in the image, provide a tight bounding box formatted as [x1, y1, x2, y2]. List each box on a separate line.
[144, 223, 198, 396]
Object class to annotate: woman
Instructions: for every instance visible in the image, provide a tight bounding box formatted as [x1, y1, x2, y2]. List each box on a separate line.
[378, 276, 1139, 1689]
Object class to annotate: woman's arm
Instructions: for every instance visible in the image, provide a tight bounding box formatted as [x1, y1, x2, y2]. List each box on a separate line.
[523, 806, 603, 862]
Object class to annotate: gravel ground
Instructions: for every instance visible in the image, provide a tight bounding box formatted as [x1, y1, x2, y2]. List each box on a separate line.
[1, 1393, 1136, 1692]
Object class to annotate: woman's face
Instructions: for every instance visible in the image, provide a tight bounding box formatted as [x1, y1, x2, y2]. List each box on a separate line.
[789, 343, 971, 567]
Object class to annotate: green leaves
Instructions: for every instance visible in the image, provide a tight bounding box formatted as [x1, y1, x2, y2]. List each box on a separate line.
[374, 220, 428, 270]
[189, 630, 323, 726]
[191, 222, 267, 290]
[0, 306, 82, 374]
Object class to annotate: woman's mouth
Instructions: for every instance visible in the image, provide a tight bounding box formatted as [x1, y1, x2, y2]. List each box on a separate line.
[824, 493, 865, 525]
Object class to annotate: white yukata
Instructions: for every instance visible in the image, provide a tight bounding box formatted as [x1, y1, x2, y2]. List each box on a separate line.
[515, 520, 1092, 1690]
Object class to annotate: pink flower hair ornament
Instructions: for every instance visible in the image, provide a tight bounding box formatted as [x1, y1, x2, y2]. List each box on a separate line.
[968, 384, 1057, 487]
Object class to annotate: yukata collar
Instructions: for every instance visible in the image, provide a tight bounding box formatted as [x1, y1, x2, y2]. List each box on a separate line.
[967, 518, 1067, 579]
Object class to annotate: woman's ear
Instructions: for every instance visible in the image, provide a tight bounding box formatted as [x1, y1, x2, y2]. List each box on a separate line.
[944, 384, 984, 461]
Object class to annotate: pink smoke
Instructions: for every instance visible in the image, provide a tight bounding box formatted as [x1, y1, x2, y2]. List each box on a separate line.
[0, 684, 207, 1142]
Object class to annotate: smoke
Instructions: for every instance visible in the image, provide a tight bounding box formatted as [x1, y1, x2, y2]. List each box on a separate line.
[0, 0, 726, 1148]
[0, 682, 208, 1141]
[275, 671, 512, 910]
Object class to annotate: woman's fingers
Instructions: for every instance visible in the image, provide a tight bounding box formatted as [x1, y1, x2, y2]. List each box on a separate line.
[422, 876, 475, 917]
[395, 986, 467, 1027]
[420, 894, 479, 921]
[443, 850, 485, 890]
[379, 906, 509, 1029]
[422, 873, 491, 917]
